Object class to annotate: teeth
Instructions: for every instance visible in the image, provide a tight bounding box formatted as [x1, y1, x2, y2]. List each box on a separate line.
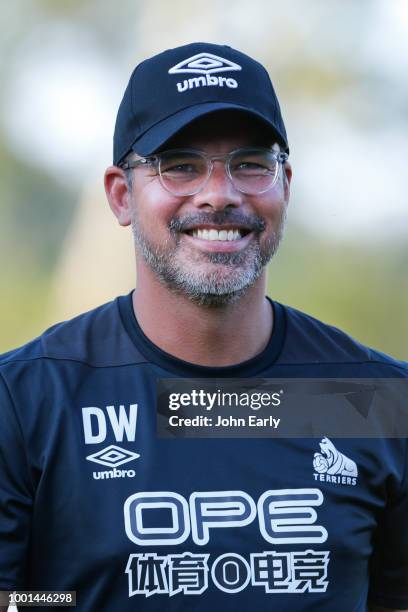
[191, 228, 243, 241]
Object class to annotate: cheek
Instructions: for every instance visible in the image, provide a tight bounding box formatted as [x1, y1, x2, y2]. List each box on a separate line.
[257, 192, 287, 228]
[133, 182, 182, 232]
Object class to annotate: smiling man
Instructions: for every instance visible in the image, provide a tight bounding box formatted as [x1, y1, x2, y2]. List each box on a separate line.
[0, 43, 407, 612]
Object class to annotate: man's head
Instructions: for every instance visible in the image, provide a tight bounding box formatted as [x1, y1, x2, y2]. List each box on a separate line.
[105, 43, 292, 307]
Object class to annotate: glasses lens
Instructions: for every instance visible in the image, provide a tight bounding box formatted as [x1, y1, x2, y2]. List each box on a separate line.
[229, 149, 279, 194]
[159, 151, 208, 195]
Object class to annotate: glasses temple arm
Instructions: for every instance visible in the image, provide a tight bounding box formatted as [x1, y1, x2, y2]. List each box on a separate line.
[119, 157, 157, 170]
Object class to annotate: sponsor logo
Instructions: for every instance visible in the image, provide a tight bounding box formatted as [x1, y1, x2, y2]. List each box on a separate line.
[124, 489, 327, 546]
[123, 488, 329, 598]
[313, 437, 358, 486]
[168, 52, 241, 93]
[126, 550, 329, 597]
[86, 444, 140, 480]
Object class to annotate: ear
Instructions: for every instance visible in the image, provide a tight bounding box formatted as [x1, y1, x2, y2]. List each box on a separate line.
[104, 165, 132, 226]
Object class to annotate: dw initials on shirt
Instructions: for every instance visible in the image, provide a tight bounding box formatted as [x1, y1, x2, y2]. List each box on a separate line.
[81, 404, 138, 444]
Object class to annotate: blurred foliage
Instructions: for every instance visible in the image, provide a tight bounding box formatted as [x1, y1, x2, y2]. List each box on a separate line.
[38, 0, 84, 10]
[285, 65, 354, 98]
[0, 144, 76, 269]
[269, 224, 408, 360]
[0, 142, 77, 351]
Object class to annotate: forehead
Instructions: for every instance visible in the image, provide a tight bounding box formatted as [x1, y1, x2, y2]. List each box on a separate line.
[161, 110, 276, 151]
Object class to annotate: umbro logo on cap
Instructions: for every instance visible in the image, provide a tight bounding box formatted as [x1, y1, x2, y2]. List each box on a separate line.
[169, 52, 241, 93]
[168, 52, 242, 75]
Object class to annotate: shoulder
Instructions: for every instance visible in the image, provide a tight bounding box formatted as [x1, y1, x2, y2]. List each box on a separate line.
[277, 302, 407, 376]
[0, 294, 144, 372]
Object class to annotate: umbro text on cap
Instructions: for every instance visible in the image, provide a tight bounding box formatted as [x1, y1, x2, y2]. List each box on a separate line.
[113, 42, 289, 166]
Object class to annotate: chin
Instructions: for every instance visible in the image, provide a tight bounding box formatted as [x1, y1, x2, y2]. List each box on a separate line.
[183, 287, 247, 308]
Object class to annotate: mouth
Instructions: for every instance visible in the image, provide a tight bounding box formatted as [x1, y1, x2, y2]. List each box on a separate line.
[181, 225, 254, 252]
[185, 226, 251, 241]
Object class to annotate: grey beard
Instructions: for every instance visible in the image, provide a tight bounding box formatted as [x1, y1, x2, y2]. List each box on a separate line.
[131, 209, 286, 307]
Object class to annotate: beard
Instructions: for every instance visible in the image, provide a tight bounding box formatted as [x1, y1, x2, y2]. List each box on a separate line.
[131, 208, 287, 307]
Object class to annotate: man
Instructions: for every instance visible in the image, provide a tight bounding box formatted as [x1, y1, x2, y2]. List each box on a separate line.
[0, 42, 407, 611]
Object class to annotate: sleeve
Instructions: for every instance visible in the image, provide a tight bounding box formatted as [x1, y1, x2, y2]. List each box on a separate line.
[368, 440, 408, 610]
[0, 370, 33, 589]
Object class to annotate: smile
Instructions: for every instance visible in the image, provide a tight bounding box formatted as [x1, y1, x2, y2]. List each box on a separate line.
[190, 228, 244, 241]
[182, 226, 254, 253]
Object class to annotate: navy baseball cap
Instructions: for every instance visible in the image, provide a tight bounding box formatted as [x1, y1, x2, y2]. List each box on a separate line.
[113, 42, 289, 165]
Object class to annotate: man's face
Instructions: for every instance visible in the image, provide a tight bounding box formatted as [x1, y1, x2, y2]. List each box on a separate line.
[129, 112, 291, 306]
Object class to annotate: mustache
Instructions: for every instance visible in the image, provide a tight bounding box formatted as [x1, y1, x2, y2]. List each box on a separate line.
[168, 211, 266, 234]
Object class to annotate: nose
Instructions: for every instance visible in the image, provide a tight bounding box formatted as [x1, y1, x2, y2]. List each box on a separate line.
[191, 160, 244, 211]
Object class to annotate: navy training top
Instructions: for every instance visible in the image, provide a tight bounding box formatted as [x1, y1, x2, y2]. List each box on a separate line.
[0, 292, 407, 611]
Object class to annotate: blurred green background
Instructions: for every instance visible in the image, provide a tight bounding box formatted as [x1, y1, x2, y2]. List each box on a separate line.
[1, 0, 407, 359]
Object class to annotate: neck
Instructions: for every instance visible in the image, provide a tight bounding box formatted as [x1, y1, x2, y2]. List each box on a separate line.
[132, 263, 273, 367]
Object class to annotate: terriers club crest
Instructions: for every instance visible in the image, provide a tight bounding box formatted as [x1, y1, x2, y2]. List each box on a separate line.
[313, 437, 358, 486]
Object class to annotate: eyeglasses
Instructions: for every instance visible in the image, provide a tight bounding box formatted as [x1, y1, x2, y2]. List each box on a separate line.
[120, 147, 289, 196]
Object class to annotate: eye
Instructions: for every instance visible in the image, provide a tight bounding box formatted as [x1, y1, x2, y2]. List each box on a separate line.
[160, 154, 207, 182]
[236, 161, 268, 170]
[162, 163, 198, 174]
[232, 160, 272, 175]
